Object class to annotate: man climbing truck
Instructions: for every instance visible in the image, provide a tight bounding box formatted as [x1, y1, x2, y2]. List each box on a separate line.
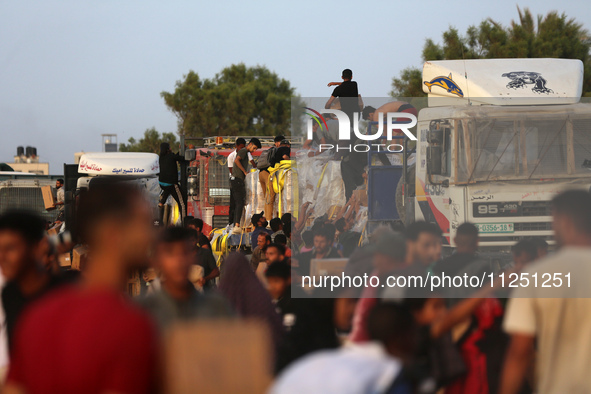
[394, 58, 590, 253]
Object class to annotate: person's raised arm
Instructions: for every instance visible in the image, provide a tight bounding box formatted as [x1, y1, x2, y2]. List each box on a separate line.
[327, 82, 341, 87]
[429, 276, 504, 339]
[325, 96, 336, 110]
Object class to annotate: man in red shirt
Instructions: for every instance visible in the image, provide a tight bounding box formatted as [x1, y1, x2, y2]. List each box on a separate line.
[5, 182, 159, 394]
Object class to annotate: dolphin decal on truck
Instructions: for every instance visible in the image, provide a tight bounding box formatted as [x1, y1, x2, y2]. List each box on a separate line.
[424, 73, 464, 97]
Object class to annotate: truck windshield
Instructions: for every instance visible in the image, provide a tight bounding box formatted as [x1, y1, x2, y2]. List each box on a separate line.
[456, 112, 591, 182]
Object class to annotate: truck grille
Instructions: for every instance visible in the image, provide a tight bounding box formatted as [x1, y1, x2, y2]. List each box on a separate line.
[520, 201, 551, 217]
[0, 186, 58, 223]
[513, 222, 553, 231]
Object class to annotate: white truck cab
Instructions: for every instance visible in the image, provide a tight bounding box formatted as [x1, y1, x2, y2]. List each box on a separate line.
[413, 58, 590, 251]
[76, 152, 161, 217]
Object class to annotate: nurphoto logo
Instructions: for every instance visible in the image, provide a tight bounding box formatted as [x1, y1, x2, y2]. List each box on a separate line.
[304, 107, 417, 153]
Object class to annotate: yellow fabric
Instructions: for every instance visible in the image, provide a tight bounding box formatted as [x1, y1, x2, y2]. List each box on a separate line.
[267, 160, 295, 218]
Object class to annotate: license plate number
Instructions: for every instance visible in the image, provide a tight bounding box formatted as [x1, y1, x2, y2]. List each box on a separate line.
[475, 223, 514, 233]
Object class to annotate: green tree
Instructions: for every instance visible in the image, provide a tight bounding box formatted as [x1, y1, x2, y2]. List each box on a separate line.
[161, 64, 297, 137]
[392, 7, 591, 97]
[119, 127, 179, 153]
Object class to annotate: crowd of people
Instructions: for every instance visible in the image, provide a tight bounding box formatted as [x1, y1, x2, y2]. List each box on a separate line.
[0, 177, 590, 393]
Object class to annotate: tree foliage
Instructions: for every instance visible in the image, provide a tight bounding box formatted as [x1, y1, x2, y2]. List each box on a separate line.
[161, 64, 296, 137]
[391, 7, 591, 97]
[119, 127, 179, 153]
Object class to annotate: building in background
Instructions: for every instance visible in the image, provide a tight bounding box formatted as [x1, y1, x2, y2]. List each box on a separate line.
[3, 146, 49, 175]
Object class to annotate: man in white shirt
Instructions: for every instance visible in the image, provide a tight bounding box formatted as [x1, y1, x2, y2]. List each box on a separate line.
[227, 138, 255, 226]
[501, 190, 591, 394]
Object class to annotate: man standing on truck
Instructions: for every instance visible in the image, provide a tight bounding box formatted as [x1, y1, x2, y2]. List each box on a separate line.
[158, 142, 186, 225]
[325, 69, 363, 123]
[52, 179, 65, 222]
[231, 138, 261, 234]
[228, 138, 256, 225]
[258, 135, 285, 220]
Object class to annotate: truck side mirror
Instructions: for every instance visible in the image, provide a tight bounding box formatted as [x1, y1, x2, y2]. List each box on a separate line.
[185, 149, 196, 161]
[427, 146, 442, 175]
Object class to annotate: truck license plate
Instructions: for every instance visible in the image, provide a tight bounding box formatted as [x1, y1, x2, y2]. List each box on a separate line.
[475, 223, 514, 233]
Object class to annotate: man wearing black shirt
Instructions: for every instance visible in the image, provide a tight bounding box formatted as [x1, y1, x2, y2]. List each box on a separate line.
[231, 138, 261, 233]
[158, 142, 186, 224]
[186, 218, 211, 250]
[325, 68, 363, 122]
[0, 211, 63, 350]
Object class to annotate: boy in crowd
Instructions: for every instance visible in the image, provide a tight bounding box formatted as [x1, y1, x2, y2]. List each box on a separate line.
[405, 221, 442, 267]
[187, 229, 219, 290]
[299, 230, 314, 253]
[0, 211, 64, 350]
[265, 243, 288, 265]
[250, 212, 272, 247]
[231, 138, 261, 234]
[270, 218, 284, 242]
[511, 239, 538, 267]
[141, 227, 231, 331]
[273, 234, 291, 259]
[186, 217, 211, 249]
[265, 261, 292, 316]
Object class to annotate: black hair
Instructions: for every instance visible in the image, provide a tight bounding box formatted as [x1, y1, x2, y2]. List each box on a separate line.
[159, 142, 170, 157]
[265, 261, 291, 279]
[274, 234, 287, 246]
[334, 218, 346, 233]
[281, 213, 292, 225]
[182, 216, 194, 228]
[249, 138, 262, 149]
[266, 243, 286, 256]
[312, 225, 334, 245]
[270, 217, 283, 232]
[251, 212, 264, 226]
[362, 106, 376, 120]
[323, 223, 336, 242]
[281, 214, 292, 237]
[302, 230, 314, 248]
[274, 135, 285, 142]
[342, 69, 353, 79]
[367, 302, 415, 345]
[530, 238, 548, 252]
[456, 222, 478, 238]
[512, 239, 537, 260]
[0, 210, 45, 245]
[405, 221, 442, 241]
[76, 181, 144, 244]
[159, 226, 195, 244]
[56, 178, 64, 184]
[235, 137, 246, 147]
[552, 190, 591, 234]
[188, 218, 204, 231]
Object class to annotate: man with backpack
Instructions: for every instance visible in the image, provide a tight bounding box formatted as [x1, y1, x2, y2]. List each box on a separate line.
[258, 135, 285, 220]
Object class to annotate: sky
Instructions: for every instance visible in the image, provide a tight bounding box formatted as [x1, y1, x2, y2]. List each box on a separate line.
[1, 0, 590, 173]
